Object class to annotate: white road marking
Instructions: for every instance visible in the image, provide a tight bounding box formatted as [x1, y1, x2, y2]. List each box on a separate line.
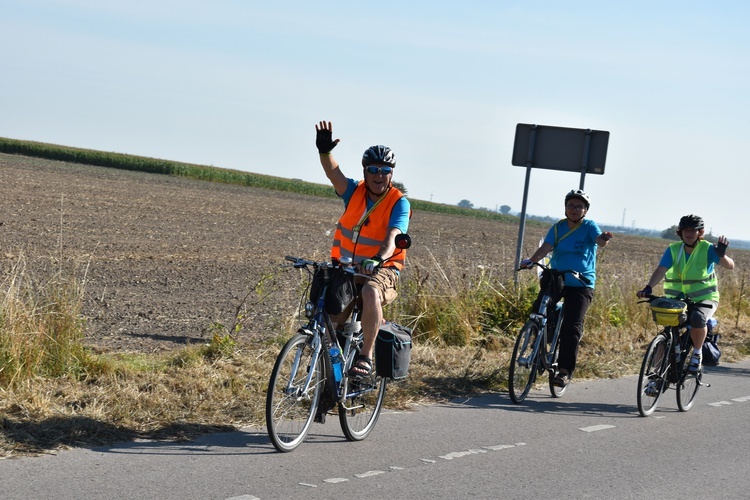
[731, 396, 750, 402]
[298, 483, 317, 488]
[708, 401, 733, 407]
[420, 458, 437, 464]
[440, 449, 488, 460]
[579, 424, 615, 432]
[354, 471, 385, 478]
[322, 478, 349, 484]
[483, 444, 516, 451]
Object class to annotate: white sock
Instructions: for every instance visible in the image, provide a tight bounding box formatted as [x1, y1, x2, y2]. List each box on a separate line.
[693, 348, 702, 356]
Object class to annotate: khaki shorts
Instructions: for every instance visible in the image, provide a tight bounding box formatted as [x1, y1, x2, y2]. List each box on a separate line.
[330, 267, 399, 326]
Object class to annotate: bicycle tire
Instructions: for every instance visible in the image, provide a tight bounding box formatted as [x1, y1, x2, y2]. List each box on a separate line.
[266, 333, 323, 452]
[339, 344, 387, 441]
[637, 333, 669, 417]
[676, 343, 701, 412]
[548, 334, 567, 398]
[509, 321, 540, 404]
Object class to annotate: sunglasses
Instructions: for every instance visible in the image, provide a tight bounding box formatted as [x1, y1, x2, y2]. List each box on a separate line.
[365, 166, 393, 175]
[565, 204, 586, 210]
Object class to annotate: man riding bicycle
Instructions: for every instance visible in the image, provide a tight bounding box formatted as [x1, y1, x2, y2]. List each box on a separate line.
[315, 121, 410, 379]
[637, 214, 735, 374]
[520, 189, 613, 387]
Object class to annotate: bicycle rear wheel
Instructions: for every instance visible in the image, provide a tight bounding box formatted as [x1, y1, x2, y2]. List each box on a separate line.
[266, 333, 323, 452]
[509, 321, 540, 404]
[637, 333, 669, 417]
[339, 346, 387, 441]
[676, 345, 701, 412]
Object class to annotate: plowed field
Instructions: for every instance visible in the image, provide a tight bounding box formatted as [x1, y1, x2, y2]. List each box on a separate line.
[1, 153, 545, 352]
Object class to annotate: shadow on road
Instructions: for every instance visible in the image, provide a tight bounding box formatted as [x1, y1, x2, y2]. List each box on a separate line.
[446, 391, 638, 418]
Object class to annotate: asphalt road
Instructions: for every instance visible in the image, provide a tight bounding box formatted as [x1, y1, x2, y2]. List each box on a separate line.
[2, 359, 749, 500]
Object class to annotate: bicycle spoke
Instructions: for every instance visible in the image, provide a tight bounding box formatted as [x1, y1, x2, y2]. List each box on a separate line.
[266, 334, 322, 452]
[637, 334, 668, 417]
[509, 321, 540, 403]
[339, 344, 386, 441]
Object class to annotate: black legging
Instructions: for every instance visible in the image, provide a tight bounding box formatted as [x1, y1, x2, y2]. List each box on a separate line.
[556, 286, 594, 375]
[532, 283, 594, 376]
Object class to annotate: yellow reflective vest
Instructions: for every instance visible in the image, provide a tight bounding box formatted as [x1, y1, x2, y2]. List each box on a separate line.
[664, 240, 719, 301]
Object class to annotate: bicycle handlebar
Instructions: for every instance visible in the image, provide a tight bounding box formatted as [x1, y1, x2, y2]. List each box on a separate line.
[518, 261, 591, 286]
[283, 256, 370, 278]
[637, 293, 712, 308]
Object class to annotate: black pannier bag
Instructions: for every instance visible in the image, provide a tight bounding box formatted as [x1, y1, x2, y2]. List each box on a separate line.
[702, 317, 721, 367]
[309, 267, 355, 315]
[375, 322, 413, 380]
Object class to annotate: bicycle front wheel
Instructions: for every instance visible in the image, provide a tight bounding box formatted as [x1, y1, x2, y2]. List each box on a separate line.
[676, 345, 700, 412]
[509, 321, 540, 404]
[339, 348, 387, 441]
[266, 333, 323, 452]
[548, 338, 567, 398]
[637, 333, 669, 417]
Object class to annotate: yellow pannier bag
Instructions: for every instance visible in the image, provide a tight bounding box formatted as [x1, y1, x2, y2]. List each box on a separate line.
[650, 297, 687, 326]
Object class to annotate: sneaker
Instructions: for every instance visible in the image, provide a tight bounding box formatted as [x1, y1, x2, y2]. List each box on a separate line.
[644, 380, 659, 397]
[551, 372, 569, 387]
[688, 352, 702, 374]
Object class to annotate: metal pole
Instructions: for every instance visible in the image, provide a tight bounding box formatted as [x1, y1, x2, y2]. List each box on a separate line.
[514, 125, 537, 285]
[579, 129, 591, 189]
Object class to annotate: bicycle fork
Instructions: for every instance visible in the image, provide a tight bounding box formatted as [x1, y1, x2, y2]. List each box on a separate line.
[285, 330, 323, 400]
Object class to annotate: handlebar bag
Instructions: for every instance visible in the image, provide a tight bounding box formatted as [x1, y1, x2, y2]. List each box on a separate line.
[650, 297, 687, 326]
[310, 268, 355, 315]
[375, 322, 413, 380]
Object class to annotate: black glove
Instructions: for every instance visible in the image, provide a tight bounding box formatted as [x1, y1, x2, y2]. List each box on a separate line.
[716, 241, 728, 258]
[638, 285, 652, 297]
[316, 126, 337, 154]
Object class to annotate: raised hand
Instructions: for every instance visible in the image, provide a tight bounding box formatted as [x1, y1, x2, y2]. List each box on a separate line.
[315, 121, 340, 154]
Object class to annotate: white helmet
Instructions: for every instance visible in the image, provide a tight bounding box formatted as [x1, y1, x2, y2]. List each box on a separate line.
[565, 189, 590, 209]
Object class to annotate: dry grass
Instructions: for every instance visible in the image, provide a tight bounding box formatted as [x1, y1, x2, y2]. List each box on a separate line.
[2, 232, 749, 458]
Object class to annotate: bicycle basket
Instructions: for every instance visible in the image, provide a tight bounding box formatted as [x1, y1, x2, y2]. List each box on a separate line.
[650, 297, 687, 326]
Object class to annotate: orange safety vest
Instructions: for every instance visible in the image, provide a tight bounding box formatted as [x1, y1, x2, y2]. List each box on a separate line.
[331, 182, 407, 270]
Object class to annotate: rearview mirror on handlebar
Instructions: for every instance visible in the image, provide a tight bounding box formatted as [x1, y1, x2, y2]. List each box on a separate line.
[395, 233, 411, 250]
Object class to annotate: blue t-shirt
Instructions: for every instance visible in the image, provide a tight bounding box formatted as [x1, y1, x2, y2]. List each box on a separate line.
[544, 218, 602, 288]
[658, 243, 720, 273]
[340, 178, 410, 233]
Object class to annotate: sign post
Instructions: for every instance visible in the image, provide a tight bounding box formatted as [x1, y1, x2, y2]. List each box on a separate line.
[511, 123, 610, 282]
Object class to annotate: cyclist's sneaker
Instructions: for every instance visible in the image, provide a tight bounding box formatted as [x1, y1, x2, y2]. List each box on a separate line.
[644, 380, 659, 397]
[688, 352, 702, 373]
[551, 372, 569, 387]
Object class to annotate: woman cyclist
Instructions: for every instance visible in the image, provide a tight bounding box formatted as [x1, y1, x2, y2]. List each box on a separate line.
[636, 214, 734, 373]
[520, 189, 613, 387]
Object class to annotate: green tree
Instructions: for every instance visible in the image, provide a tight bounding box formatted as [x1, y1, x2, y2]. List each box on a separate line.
[499, 205, 511, 214]
[392, 181, 408, 195]
[661, 225, 679, 240]
[457, 199, 473, 209]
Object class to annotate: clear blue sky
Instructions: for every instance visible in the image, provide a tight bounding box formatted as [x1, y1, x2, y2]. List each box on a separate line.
[3, 1, 749, 240]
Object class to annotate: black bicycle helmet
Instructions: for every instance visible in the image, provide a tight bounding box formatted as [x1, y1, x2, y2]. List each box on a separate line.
[564, 189, 590, 209]
[362, 145, 396, 168]
[678, 214, 704, 230]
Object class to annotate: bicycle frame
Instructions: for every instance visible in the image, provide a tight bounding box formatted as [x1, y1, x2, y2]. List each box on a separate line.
[636, 296, 710, 416]
[509, 263, 589, 403]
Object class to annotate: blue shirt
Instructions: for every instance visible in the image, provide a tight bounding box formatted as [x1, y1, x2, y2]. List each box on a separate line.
[341, 178, 410, 233]
[544, 218, 602, 288]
